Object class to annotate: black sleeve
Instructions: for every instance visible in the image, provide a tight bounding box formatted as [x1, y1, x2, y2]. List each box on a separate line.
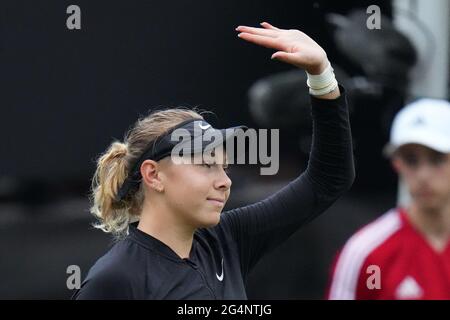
[71, 267, 134, 300]
[219, 85, 355, 278]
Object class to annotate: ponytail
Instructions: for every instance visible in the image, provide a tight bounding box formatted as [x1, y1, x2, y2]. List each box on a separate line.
[90, 142, 141, 239]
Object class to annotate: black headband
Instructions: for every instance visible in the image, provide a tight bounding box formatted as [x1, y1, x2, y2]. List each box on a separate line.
[116, 118, 247, 201]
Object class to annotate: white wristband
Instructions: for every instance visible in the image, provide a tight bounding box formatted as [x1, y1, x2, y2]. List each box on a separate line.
[306, 62, 338, 96]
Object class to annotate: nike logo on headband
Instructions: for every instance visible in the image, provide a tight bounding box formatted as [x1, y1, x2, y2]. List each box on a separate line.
[199, 123, 212, 130]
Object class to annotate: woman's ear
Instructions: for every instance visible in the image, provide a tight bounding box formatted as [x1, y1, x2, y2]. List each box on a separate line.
[140, 160, 164, 192]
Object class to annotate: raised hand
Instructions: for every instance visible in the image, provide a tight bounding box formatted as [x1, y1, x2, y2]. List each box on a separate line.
[236, 22, 329, 75]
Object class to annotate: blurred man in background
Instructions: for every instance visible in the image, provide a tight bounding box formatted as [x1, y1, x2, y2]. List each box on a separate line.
[327, 98, 450, 299]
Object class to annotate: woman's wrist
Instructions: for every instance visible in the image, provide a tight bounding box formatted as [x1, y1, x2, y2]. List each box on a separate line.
[306, 58, 329, 75]
[306, 60, 339, 98]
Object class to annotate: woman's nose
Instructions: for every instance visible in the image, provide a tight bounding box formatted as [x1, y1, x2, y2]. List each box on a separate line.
[215, 169, 232, 190]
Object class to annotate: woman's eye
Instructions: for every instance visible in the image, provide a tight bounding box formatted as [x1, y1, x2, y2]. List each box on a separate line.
[200, 163, 230, 172]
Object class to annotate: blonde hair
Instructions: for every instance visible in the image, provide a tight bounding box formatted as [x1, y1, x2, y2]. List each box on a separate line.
[90, 108, 206, 239]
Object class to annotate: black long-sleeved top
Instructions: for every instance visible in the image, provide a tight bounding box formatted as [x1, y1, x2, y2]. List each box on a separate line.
[72, 86, 355, 299]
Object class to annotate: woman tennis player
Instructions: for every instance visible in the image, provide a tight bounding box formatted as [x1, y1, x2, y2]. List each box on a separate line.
[72, 22, 355, 299]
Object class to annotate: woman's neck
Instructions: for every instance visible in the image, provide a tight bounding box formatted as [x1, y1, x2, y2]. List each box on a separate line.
[407, 202, 450, 252]
[137, 199, 195, 259]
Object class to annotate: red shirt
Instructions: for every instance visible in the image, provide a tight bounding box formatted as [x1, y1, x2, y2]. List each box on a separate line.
[327, 208, 450, 299]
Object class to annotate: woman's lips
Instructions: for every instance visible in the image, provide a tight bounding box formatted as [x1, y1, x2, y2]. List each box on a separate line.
[207, 198, 225, 206]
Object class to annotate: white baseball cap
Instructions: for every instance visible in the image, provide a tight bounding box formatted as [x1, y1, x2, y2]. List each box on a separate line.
[384, 98, 450, 156]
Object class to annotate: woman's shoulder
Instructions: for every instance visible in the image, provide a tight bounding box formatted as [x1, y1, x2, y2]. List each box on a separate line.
[72, 239, 136, 299]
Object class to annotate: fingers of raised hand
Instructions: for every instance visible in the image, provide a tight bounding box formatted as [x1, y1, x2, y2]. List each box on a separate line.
[236, 32, 286, 51]
[235, 25, 278, 38]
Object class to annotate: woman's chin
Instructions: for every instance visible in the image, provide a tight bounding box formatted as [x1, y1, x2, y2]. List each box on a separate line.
[199, 211, 221, 228]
